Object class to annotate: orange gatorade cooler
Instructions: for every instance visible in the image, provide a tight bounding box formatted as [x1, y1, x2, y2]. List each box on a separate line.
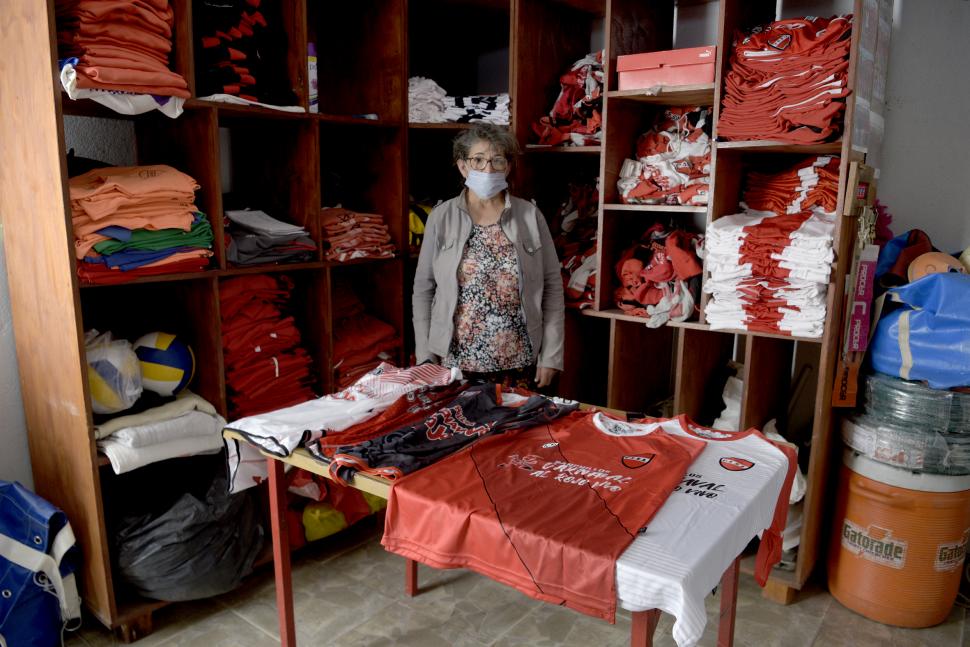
[828, 448, 970, 627]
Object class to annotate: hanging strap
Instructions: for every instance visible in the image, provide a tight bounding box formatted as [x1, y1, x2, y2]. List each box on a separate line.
[0, 528, 80, 622]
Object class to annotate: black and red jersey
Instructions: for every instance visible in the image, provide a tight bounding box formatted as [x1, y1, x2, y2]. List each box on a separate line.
[327, 383, 579, 484]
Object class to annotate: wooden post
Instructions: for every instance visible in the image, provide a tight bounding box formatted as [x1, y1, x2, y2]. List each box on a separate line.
[268, 458, 297, 647]
[405, 558, 419, 596]
[630, 609, 660, 647]
[717, 557, 741, 647]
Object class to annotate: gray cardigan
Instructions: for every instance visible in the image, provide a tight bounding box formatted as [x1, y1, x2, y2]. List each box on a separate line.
[412, 191, 565, 370]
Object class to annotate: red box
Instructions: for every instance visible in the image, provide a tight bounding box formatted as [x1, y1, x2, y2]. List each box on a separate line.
[616, 45, 716, 91]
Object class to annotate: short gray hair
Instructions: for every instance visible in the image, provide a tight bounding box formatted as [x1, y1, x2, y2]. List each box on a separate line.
[452, 124, 520, 164]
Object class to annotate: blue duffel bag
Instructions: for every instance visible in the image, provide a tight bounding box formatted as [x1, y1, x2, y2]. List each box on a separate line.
[0, 482, 81, 647]
[870, 272, 970, 389]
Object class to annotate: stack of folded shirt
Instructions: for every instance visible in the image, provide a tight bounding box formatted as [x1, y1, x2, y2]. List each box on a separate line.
[70, 165, 214, 285]
[226, 209, 316, 266]
[613, 223, 704, 327]
[443, 94, 510, 125]
[553, 182, 599, 309]
[221, 275, 317, 418]
[408, 77, 448, 122]
[718, 15, 853, 144]
[194, 0, 297, 106]
[407, 76, 510, 125]
[617, 106, 712, 206]
[95, 391, 227, 475]
[320, 208, 395, 262]
[55, 0, 189, 98]
[704, 156, 840, 337]
[532, 51, 604, 147]
[332, 285, 401, 388]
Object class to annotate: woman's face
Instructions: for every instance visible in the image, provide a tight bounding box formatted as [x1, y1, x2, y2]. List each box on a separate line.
[457, 140, 509, 179]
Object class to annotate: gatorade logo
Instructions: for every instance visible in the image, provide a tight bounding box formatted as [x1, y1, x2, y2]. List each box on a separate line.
[622, 454, 655, 469]
[719, 457, 754, 472]
[842, 520, 907, 569]
[935, 531, 969, 572]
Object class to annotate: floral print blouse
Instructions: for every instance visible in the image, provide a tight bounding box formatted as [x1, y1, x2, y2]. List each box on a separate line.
[444, 223, 533, 372]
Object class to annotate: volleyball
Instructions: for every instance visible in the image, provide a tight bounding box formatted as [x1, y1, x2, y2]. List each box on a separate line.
[85, 331, 143, 414]
[133, 332, 196, 396]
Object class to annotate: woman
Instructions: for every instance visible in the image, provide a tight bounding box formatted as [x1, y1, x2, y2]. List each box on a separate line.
[412, 124, 564, 388]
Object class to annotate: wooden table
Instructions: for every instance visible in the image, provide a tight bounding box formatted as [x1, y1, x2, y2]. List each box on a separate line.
[223, 430, 743, 647]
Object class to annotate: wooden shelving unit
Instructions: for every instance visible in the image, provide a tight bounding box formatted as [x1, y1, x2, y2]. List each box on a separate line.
[0, 0, 407, 637]
[512, 0, 883, 605]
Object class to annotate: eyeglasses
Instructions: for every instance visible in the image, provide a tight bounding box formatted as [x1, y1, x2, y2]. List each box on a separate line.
[465, 155, 509, 171]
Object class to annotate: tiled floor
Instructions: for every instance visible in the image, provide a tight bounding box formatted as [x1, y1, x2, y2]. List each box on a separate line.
[66, 520, 969, 647]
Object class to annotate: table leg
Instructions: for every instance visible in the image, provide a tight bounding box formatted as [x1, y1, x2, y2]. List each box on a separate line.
[405, 558, 419, 596]
[717, 556, 741, 647]
[268, 458, 297, 647]
[630, 609, 660, 647]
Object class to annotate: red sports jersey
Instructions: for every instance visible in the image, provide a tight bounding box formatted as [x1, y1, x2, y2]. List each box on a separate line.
[382, 410, 705, 621]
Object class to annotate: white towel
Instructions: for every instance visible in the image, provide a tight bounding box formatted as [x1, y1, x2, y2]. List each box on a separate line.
[98, 434, 223, 475]
[110, 410, 227, 448]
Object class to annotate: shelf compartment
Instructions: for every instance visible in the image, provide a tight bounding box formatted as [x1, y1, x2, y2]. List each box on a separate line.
[512, 0, 604, 148]
[219, 115, 322, 261]
[607, 84, 715, 105]
[310, 0, 405, 122]
[607, 319, 676, 415]
[409, 0, 510, 100]
[79, 270, 219, 289]
[559, 310, 610, 406]
[80, 278, 226, 416]
[135, 108, 224, 268]
[319, 125, 406, 253]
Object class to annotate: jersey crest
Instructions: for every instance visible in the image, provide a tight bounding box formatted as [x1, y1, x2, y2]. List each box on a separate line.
[719, 457, 754, 472]
[622, 453, 655, 469]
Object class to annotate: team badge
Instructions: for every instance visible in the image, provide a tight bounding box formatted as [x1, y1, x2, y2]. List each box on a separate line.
[621, 453, 655, 469]
[769, 34, 792, 50]
[719, 457, 754, 472]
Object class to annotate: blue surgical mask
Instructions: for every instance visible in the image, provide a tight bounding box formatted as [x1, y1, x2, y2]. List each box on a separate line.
[465, 169, 508, 199]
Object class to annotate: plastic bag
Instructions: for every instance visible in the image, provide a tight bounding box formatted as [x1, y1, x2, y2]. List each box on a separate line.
[114, 475, 263, 602]
[869, 273, 970, 389]
[84, 329, 143, 414]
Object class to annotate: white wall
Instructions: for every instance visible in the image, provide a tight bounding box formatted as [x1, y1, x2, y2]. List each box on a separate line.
[0, 232, 32, 488]
[878, 0, 970, 250]
[2, 1, 969, 489]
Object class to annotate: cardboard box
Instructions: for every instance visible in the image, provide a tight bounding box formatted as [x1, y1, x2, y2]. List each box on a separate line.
[616, 46, 716, 91]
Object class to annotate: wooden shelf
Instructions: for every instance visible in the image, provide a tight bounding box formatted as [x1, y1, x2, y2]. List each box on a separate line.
[185, 98, 308, 120]
[325, 255, 401, 268]
[409, 122, 509, 130]
[715, 140, 843, 154]
[78, 270, 218, 289]
[222, 262, 326, 276]
[525, 145, 602, 154]
[317, 114, 400, 128]
[581, 309, 824, 344]
[607, 84, 716, 106]
[603, 203, 707, 213]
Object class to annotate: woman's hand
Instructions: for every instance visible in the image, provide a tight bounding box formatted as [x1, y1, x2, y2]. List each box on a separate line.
[534, 366, 559, 389]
